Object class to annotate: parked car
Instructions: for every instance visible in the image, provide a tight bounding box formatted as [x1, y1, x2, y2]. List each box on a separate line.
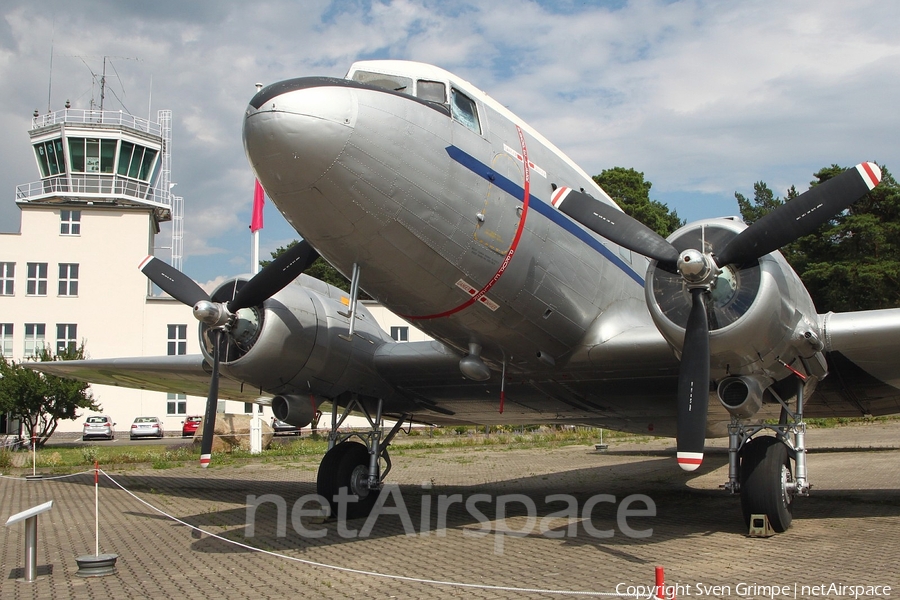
[272, 418, 301, 436]
[130, 416, 164, 440]
[83, 416, 115, 441]
[181, 416, 202, 438]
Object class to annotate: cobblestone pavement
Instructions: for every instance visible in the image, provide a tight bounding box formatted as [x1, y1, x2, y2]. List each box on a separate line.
[2, 422, 899, 599]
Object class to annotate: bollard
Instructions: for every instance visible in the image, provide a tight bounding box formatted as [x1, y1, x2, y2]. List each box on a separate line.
[5, 500, 54, 582]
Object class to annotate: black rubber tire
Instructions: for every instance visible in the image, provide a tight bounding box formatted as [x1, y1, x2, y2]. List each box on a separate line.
[316, 441, 380, 520]
[740, 436, 793, 532]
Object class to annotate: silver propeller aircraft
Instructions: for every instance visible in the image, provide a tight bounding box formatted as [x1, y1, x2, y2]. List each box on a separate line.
[37, 60, 900, 532]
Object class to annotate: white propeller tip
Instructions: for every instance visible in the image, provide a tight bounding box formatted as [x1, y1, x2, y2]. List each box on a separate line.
[200, 454, 211, 468]
[677, 452, 703, 471]
[858, 162, 882, 190]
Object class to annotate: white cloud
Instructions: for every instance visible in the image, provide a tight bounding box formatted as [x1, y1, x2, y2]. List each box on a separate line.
[2, 0, 898, 280]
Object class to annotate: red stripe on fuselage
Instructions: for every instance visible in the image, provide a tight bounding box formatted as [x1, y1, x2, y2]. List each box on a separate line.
[401, 126, 532, 321]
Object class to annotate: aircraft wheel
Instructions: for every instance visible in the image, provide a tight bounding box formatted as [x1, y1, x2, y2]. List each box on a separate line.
[740, 435, 793, 532]
[317, 441, 380, 520]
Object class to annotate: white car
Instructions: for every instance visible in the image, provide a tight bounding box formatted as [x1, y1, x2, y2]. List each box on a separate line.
[130, 416, 164, 440]
[83, 416, 115, 441]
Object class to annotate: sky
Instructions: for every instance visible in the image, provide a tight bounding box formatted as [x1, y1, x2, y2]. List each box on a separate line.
[1, 0, 898, 287]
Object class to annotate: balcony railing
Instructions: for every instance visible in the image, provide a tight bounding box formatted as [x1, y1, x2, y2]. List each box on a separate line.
[31, 109, 161, 136]
[16, 174, 170, 208]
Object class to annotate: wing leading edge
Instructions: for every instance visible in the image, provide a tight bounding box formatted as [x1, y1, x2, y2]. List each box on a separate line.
[28, 355, 266, 402]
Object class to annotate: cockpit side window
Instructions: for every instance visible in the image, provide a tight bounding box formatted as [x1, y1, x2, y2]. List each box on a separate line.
[450, 88, 481, 134]
[417, 80, 446, 103]
[351, 70, 413, 95]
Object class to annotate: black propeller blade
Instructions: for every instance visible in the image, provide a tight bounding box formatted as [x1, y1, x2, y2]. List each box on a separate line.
[139, 239, 320, 468]
[139, 256, 210, 306]
[228, 240, 319, 312]
[555, 163, 881, 472]
[552, 187, 680, 267]
[715, 162, 882, 267]
[199, 329, 223, 468]
[676, 288, 710, 471]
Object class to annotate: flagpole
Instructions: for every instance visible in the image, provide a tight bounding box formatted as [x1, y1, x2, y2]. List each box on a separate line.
[251, 230, 259, 275]
[250, 84, 265, 454]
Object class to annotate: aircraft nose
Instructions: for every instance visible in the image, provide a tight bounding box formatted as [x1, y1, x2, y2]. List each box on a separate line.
[243, 79, 357, 195]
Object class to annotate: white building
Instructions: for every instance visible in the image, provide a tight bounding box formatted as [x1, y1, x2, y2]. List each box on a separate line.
[1, 107, 429, 437]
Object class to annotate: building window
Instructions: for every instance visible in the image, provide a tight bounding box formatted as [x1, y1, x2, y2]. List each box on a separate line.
[167, 393, 187, 415]
[0, 263, 14, 296]
[1, 324, 12, 358]
[390, 326, 409, 342]
[58, 263, 79, 296]
[60, 210, 81, 235]
[26, 263, 48, 296]
[167, 324, 187, 355]
[24, 323, 45, 357]
[244, 402, 254, 414]
[56, 324, 77, 354]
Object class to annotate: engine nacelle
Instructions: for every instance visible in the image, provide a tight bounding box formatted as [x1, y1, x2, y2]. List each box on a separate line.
[717, 375, 770, 419]
[271, 394, 317, 427]
[199, 274, 396, 399]
[645, 218, 822, 381]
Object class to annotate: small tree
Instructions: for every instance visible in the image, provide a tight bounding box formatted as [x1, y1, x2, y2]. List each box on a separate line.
[0, 344, 99, 448]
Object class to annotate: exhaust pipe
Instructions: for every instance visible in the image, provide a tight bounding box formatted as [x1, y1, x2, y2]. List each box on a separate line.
[717, 376, 771, 419]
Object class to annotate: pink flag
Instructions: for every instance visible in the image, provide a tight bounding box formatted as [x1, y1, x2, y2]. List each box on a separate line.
[251, 179, 265, 232]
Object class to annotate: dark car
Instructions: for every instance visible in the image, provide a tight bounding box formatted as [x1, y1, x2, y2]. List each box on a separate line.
[272, 418, 301, 436]
[82, 416, 115, 441]
[181, 416, 202, 438]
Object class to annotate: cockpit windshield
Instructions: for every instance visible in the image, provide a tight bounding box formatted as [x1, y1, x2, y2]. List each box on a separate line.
[351, 70, 413, 95]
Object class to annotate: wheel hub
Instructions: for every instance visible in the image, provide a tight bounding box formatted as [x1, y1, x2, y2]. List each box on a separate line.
[349, 464, 371, 498]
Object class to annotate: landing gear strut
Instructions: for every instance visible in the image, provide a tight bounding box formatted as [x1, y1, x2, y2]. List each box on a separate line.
[722, 377, 810, 532]
[316, 394, 410, 519]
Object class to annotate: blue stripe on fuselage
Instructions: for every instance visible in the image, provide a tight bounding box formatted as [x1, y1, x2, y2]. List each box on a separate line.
[446, 145, 645, 286]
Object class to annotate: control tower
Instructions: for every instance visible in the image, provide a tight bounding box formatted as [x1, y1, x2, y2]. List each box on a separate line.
[15, 105, 183, 270]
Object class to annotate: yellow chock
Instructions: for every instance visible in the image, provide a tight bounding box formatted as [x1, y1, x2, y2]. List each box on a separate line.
[748, 514, 776, 537]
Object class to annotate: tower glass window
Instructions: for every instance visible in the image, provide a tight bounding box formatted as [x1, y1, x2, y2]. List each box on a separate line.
[58, 263, 79, 296]
[390, 326, 409, 342]
[0, 262, 14, 295]
[68, 138, 117, 173]
[60, 210, 81, 235]
[26, 262, 48, 296]
[33, 139, 66, 177]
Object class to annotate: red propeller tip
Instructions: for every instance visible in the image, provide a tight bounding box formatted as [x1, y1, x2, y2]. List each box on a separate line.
[138, 255, 155, 270]
[858, 162, 882, 190]
[677, 452, 703, 472]
[200, 454, 211, 468]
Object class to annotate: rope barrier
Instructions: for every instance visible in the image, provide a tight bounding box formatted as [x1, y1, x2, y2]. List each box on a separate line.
[98, 468, 623, 597]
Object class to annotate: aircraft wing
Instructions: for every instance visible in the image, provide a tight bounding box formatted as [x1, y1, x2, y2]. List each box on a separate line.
[813, 308, 900, 416]
[28, 355, 267, 402]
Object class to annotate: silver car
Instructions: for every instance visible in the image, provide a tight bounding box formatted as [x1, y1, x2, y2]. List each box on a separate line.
[130, 416, 164, 440]
[83, 416, 115, 441]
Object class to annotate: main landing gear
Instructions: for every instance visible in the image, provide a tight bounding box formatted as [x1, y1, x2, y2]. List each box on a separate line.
[316, 394, 410, 519]
[722, 377, 811, 533]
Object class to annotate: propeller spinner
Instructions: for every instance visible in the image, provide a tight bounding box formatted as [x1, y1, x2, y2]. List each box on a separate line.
[139, 240, 319, 467]
[555, 162, 882, 471]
